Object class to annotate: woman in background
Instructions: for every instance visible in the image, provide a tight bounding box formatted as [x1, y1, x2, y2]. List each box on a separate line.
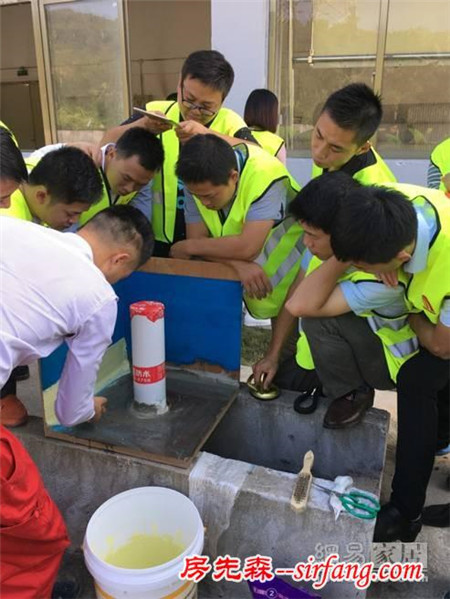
[244, 89, 286, 164]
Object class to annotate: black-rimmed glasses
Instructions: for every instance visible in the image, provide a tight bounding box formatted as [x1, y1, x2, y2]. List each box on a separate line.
[180, 86, 218, 117]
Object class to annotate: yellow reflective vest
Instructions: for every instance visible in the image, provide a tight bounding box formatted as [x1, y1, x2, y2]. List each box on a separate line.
[245, 148, 397, 320]
[312, 146, 396, 185]
[0, 120, 18, 146]
[389, 183, 450, 325]
[78, 167, 135, 227]
[251, 130, 285, 158]
[145, 100, 247, 243]
[0, 188, 33, 221]
[194, 143, 299, 238]
[296, 182, 449, 380]
[295, 255, 418, 382]
[430, 138, 450, 193]
[0, 157, 38, 221]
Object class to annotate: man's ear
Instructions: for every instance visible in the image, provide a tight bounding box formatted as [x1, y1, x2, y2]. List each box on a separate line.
[112, 251, 131, 266]
[35, 187, 50, 205]
[230, 169, 239, 185]
[355, 141, 371, 156]
[107, 145, 117, 161]
[396, 249, 412, 264]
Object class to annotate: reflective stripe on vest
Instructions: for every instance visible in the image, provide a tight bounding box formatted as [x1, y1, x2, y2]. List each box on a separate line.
[295, 255, 419, 381]
[365, 314, 419, 379]
[430, 138, 450, 192]
[247, 147, 397, 321]
[245, 218, 305, 320]
[146, 100, 247, 243]
[254, 217, 305, 287]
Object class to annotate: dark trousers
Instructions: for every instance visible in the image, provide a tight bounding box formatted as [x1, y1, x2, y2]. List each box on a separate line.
[1, 372, 17, 399]
[274, 312, 393, 397]
[302, 312, 393, 399]
[391, 348, 450, 519]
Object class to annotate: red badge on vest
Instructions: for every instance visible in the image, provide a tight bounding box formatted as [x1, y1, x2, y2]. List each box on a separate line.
[422, 295, 435, 314]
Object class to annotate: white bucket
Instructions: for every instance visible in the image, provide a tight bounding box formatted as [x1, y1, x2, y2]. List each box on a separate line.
[84, 487, 204, 599]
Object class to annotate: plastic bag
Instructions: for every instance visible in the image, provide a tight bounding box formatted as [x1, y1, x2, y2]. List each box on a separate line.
[248, 576, 321, 598]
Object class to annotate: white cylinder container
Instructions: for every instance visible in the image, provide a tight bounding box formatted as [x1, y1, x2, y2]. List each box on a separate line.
[84, 487, 204, 599]
[130, 301, 167, 413]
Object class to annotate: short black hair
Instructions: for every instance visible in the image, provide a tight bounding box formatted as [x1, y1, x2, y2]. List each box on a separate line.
[320, 83, 383, 146]
[115, 127, 164, 173]
[29, 147, 102, 206]
[85, 205, 154, 267]
[244, 89, 279, 133]
[289, 172, 360, 234]
[181, 50, 234, 99]
[0, 128, 27, 183]
[331, 185, 418, 264]
[176, 135, 237, 186]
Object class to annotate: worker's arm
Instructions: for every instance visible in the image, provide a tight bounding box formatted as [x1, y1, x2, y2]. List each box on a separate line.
[175, 120, 258, 147]
[252, 267, 306, 388]
[408, 313, 450, 359]
[100, 115, 170, 145]
[286, 256, 351, 317]
[54, 299, 117, 427]
[170, 219, 274, 261]
[31, 142, 102, 167]
[185, 221, 210, 240]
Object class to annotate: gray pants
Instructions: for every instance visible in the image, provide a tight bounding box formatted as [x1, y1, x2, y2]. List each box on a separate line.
[302, 312, 393, 400]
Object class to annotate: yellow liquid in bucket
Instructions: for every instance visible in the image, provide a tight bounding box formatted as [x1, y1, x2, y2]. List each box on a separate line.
[105, 533, 185, 569]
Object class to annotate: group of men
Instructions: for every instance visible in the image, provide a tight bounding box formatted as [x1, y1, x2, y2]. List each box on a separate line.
[0, 48, 449, 597]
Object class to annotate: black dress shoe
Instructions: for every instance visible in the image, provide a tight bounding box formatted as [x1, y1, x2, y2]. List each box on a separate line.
[374, 503, 422, 542]
[422, 503, 450, 528]
[323, 387, 374, 429]
[293, 386, 322, 415]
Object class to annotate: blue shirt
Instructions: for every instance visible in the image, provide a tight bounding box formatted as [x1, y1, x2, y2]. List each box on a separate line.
[301, 250, 407, 318]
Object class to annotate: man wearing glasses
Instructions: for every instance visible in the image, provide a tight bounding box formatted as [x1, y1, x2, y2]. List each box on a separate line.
[102, 50, 258, 256]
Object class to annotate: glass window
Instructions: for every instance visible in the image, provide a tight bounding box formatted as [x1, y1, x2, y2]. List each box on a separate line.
[271, 0, 450, 159]
[43, 0, 128, 143]
[377, 0, 450, 158]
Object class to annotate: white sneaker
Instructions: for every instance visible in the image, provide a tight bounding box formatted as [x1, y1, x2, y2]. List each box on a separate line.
[243, 310, 271, 328]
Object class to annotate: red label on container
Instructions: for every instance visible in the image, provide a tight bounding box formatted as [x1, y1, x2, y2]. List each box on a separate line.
[133, 363, 166, 384]
[130, 301, 164, 322]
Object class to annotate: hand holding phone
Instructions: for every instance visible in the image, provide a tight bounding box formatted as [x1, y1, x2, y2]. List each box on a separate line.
[133, 107, 178, 128]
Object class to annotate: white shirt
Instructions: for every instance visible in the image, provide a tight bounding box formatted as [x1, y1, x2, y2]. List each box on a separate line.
[0, 217, 118, 426]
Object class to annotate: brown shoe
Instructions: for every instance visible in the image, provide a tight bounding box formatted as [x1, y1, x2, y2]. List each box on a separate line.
[0, 395, 28, 427]
[323, 388, 374, 429]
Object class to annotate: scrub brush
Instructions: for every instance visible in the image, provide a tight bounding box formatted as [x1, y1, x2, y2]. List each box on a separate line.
[290, 450, 314, 512]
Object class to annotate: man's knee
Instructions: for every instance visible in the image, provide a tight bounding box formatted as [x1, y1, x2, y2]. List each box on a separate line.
[301, 316, 327, 338]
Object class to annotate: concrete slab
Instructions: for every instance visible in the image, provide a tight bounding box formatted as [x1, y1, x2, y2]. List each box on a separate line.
[45, 370, 238, 468]
[14, 383, 390, 599]
[14, 370, 448, 599]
